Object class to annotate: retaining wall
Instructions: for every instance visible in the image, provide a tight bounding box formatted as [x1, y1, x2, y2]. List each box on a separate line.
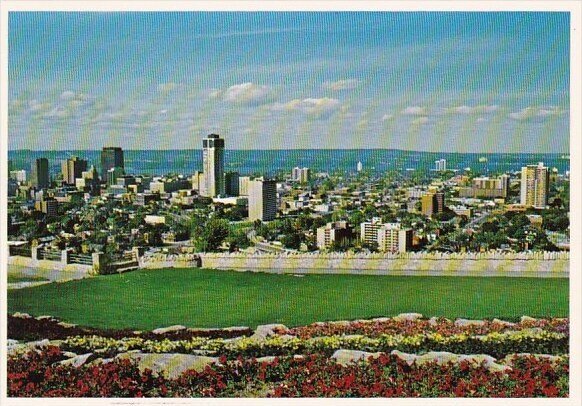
[144, 252, 569, 277]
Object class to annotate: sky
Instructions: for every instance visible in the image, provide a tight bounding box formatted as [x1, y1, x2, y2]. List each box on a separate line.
[8, 12, 570, 152]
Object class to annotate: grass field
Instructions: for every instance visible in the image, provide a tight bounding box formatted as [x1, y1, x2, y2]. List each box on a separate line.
[7, 275, 50, 283]
[7, 268, 569, 330]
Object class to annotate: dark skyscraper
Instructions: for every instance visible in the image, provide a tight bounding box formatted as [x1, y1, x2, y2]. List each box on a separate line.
[202, 134, 225, 197]
[30, 158, 49, 189]
[100, 147, 124, 181]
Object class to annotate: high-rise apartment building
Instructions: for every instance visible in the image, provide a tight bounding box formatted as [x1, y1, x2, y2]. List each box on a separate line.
[520, 162, 549, 209]
[291, 167, 311, 183]
[238, 176, 251, 196]
[202, 134, 225, 197]
[30, 158, 49, 189]
[421, 192, 444, 217]
[248, 179, 277, 221]
[435, 159, 447, 171]
[225, 171, 240, 196]
[377, 223, 413, 253]
[316, 221, 355, 249]
[101, 147, 124, 181]
[61, 156, 88, 185]
[360, 217, 384, 245]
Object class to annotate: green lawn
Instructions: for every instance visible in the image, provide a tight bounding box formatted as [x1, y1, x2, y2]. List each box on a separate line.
[7, 268, 568, 330]
[7, 275, 50, 283]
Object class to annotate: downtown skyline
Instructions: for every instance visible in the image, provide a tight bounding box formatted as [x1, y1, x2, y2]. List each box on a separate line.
[8, 12, 570, 153]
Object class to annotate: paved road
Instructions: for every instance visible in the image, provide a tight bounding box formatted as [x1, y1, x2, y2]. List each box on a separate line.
[7, 264, 91, 290]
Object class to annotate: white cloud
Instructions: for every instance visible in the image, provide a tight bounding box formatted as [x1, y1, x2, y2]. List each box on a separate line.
[509, 106, 564, 121]
[43, 106, 70, 119]
[323, 79, 361, 91]
[476, 117, 487, 122]
[157, 82, 178, 92]
[411, 116, 429, 125]
[270, 97, 341, 117]
[60, 91, 76, 100]
[402, 106, 426, 115]
[223, 82, 272, 105]
[381, 114, 394, 121]
[208, 88, 222, 99]
[452, 105, 499, 114]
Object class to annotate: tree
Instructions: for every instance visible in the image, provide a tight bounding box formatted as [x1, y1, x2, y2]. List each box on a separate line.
[281, 232, 303, 250]
[195, 218, 230, 252]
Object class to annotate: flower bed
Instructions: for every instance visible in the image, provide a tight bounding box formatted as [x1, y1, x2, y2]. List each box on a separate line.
[7, 347, 568, 397]
[8, 314, 252, 341]
[59, 327, 568, 360]
[279, 317, 569, 339]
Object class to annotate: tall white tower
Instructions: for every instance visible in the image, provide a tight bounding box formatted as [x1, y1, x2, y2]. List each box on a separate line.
[520, 162, 549, 209]
[202, 134, 225, 197]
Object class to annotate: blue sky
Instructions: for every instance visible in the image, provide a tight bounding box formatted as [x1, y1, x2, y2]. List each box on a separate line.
[8, 12, 569, 152]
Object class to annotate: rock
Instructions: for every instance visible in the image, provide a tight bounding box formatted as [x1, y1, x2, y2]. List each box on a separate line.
[328, 320, 351, 327]
[391, 350, 418, 365]
[252, 324, 287, 340]
[12, 312, 32, 319]
[62, 351, 78, 358]
[391, 350, 511, 373]
[36, 315, 56, 321]
[256, 356, 277, 364]
[492, 318, 515, 327]
[428, 317, 439, 326]
[7, 339, 19, 346]
[115, 352, 219, 379]
[331, 349, 382, 366]
[59, 353, 94, 368]
[152, 325, 187, 334]
[454, 319, 486, 327]
[372, 317, 391, 323]
[223, 326, 251, 333]
[520, 316, 538, 323]
[26, 339, 50, 350]
[393, 313, 423, 322]
[7, 343, 29, 357]
[57, 322, 77, 328]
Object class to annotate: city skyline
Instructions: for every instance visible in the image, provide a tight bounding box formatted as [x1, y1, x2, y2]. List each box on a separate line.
[8, 12, 570, 153]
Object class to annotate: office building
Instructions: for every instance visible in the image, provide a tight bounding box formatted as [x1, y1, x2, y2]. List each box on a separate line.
[248, 179, 277, 221]
[435, 159, 447, 171]
[239, 176, 251, 196]
[377, 223, 413, 253]
[421, 192, 444, 217]
[458, 174, 510, 198]
[61, 156, 88, 185]
[100, 147, 124, 181]
[9, 170, 27, 183]
[106, 167, 125, 187]
[202, 134, 225, 197]
[225, 171, 240, 196]
[292, 167, 311, 183]
[316, 221, 355, 249]
[520, 162, 549, 209]
[357, 161, 363, 172]
[30, 158, 49, 189]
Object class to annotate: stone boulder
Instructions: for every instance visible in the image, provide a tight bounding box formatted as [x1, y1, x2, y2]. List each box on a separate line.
[252, 324, 287, 340]
[391, 350, 511, 373]
[393, 313, 423, 322]
[115, 352, 219, 379]
[331, 349, 383, 366]
[152, 325, 187, 334]
[12, 312, 32, 319]
[59, 353, 95, 368]
[454, 318, 486, 327]
[520, 316, 538, 323]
